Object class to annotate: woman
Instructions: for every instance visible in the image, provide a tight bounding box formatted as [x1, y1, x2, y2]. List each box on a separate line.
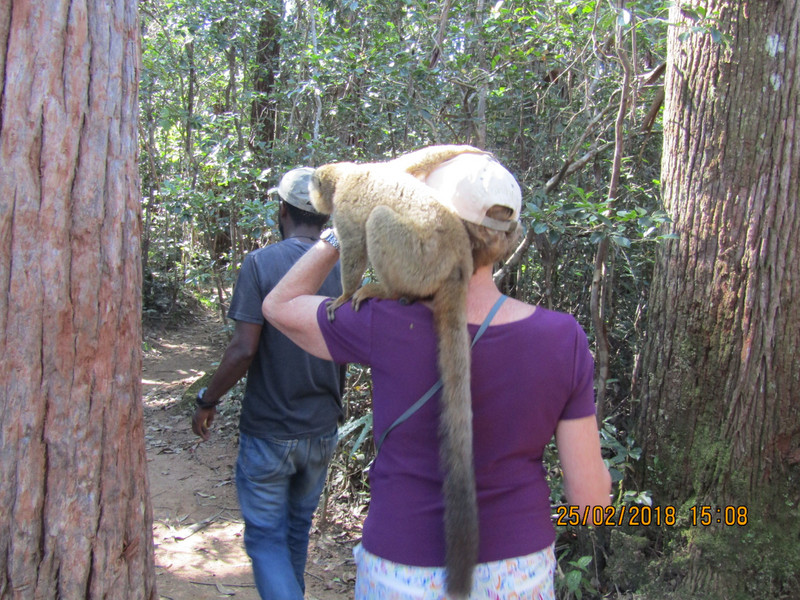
[262, 152, 611, 599]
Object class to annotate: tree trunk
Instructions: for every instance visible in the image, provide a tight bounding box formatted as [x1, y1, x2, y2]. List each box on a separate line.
[635, 1, 799, 596]
[251, 9, 280, 150]
[593, 22, 633, 424]
[0, 1, 155, 598]
[472, 0, 487, 149]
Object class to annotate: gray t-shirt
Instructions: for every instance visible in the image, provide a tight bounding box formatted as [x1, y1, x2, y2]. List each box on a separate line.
[228, 238, 344, 439]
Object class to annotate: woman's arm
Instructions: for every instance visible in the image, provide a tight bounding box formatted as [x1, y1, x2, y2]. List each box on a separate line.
[555, 415, 612, 508]
[262, 240, 340, 360]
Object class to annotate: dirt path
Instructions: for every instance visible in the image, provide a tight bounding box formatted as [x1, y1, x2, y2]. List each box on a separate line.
[143, 316, 359, 600]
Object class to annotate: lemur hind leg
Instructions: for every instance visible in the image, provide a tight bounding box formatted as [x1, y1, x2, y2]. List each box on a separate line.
[325, 229, 369, 321]
[349, 281, 396, 311]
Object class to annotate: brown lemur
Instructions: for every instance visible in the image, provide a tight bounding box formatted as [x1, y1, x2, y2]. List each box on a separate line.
[309, 144, 491, 598]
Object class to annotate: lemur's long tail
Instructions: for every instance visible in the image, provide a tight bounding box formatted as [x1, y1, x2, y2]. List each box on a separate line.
[432, 265, 478, 599]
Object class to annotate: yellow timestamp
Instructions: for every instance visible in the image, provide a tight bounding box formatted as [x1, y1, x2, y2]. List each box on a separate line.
[554, 504, 749, 527]
[689, 505, 749, 526]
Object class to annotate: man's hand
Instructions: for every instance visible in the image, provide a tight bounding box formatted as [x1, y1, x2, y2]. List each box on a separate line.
[192, 406, 217, 441]
[189, 321, 261, 442]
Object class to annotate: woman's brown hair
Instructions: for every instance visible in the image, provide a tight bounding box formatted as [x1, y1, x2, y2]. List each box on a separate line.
[463, 205, 521, 270]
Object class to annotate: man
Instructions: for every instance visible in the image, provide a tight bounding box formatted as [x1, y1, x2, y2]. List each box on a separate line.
[191, 167, 345, 599]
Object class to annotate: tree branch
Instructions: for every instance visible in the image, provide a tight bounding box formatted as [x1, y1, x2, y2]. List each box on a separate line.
[429, 0, 453, 69]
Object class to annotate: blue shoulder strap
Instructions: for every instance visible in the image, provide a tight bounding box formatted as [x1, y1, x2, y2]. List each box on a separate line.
[374, 295, 508, 458]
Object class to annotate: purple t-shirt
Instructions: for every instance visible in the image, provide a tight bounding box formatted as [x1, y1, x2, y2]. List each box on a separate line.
[317, 298, 595, 566]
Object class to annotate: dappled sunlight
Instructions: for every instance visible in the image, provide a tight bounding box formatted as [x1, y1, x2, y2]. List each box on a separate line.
[143, 317, 356, 599]
[154, 520, 260, 599]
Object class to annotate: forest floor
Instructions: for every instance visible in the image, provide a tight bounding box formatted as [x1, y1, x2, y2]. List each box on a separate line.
[142, 311, 361, 600]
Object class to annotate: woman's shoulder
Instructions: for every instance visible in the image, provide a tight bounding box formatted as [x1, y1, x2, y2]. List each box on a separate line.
[493, 298, 583, 335]
[330, 296, 432, 326]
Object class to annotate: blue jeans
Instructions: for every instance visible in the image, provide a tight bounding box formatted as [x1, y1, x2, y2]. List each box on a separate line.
[236, 429, 338, 600]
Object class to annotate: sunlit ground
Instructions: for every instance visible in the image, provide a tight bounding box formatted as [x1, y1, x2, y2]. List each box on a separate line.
[153, 519, 260, 599]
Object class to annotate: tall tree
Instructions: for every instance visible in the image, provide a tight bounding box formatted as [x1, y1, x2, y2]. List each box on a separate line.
[251, 8, 280, 150]
[635, 1, 799, 596]
[0, 1, 155, 597]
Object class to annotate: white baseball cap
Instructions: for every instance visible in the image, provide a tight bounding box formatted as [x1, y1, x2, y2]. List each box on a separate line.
[267, 167, 319, 213]
[424, 153, 521, 231]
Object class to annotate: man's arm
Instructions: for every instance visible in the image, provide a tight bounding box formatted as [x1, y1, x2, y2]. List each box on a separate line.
[191, 320, 261, 441]
[262, 240, 340, 360]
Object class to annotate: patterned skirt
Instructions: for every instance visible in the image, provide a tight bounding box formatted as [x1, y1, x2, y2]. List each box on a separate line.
[353, 543, 556, 600]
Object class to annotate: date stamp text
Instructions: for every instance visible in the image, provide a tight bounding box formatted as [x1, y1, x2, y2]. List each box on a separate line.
[554, 505, 749, 527]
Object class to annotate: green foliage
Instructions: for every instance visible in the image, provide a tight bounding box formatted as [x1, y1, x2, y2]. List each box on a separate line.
[336, 363, 375, 462]
[547, 416, 652, 598]
[141, 0, 671, 320]
[635, 501, 800, 599]
[547, 416, 648, 511]
[556, 553, 597, 600]
[675, 3, 733, 45]
[140, 0, 675, 594]
[324, 364, 375, 509]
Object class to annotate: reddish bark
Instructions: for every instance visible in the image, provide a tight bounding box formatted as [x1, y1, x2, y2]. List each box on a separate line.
[0, 1, 155, 597]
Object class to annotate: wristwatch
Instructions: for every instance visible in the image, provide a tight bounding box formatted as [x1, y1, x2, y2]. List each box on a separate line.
[320, 227, 340, 251]
[195, 387, 217, 409]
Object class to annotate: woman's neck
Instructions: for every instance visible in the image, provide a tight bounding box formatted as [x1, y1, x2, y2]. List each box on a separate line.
[466, 264, 537, 324]
[466, 266, 503, 319]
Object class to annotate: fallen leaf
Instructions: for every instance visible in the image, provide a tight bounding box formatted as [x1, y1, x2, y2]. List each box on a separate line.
[215, 582, 235, 596]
